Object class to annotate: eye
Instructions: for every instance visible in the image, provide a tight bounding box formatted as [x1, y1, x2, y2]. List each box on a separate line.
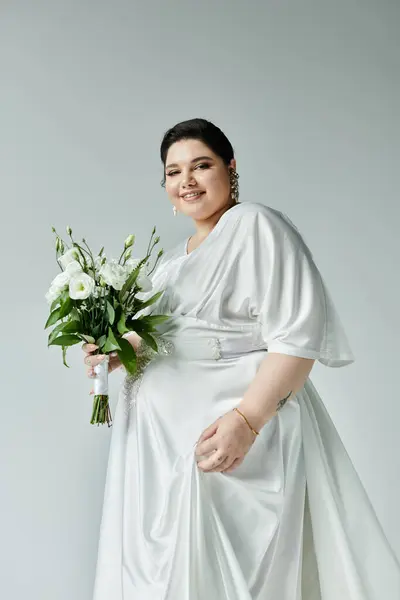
[195, 163, 210, 170]
[166, 170, 179, 177]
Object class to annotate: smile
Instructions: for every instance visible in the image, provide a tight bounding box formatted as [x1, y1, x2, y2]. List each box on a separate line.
[182, 191, 204, 200]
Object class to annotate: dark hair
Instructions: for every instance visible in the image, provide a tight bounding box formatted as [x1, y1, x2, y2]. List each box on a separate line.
[160, 118, 235, 186]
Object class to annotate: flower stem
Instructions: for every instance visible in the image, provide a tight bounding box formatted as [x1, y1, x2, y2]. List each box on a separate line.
[91, 395, 113, 427]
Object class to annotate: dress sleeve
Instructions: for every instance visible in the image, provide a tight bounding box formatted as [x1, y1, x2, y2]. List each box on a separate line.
[247, 207, 355, 368]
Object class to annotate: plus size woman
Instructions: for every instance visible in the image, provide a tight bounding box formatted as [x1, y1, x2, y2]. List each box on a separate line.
[84, 118, 400, 599]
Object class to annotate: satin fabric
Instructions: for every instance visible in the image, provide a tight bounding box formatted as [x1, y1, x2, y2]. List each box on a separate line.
[93, 202, 400, 599]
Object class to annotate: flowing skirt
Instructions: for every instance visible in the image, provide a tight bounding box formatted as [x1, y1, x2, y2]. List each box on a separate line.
[93, 350, 400, 599]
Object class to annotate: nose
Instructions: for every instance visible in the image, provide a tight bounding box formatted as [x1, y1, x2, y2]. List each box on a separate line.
[181, 172, 196, 188]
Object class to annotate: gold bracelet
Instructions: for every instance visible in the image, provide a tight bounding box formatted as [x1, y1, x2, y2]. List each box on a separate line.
[233, 407, 259, 436]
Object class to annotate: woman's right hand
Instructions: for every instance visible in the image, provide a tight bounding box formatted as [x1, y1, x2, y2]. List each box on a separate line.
[82, 332, 143, 390]
[82, 344, 122, 378]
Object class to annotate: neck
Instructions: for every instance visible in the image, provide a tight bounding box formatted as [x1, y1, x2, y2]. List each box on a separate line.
[191, 201, 238, 239]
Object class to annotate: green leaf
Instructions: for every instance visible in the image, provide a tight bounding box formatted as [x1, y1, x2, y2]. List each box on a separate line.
[106, 301, 115, 325]
[125, 317, 146, 333]
[48, 319, 83, 346]
[102, 328, 121, 353]
[81, 334, 96, 344]
[139, 314, 171, 330]
[50, 297, 61, 312]
[119, 263, 142, 300]
[49, 334, 81, 347]
[136, 290, 164, 310]
[92, 324, 102, 339]
[117, 337, 137, 375]
[48, 321, 65, 345]
[96, 334, 107, 350]
[62, 319, 82, 334]
[59, 297, 73, 319]
[117, 311, 130, 335]
[70, 307, 81, 321]
[139, 331, 158, 352]
[45, 308, 61, 329]
[149, 315, 171, 326]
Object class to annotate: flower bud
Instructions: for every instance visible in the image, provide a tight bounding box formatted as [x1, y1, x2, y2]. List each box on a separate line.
[124, 234, 135, 248]
[66, 226, 72, 236]
[125, 249, 132, 260]
[56, 238, 61, 252]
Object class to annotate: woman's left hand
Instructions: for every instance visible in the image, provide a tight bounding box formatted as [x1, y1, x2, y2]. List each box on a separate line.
[194, 409, 258, 474]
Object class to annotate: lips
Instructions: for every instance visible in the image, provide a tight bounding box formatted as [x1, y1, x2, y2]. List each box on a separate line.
[181, 191, 205, 200]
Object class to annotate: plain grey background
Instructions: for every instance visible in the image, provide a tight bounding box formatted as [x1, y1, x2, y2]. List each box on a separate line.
[1, 1, 399, 598]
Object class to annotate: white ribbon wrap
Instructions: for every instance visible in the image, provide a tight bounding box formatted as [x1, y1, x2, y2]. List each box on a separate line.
[93, 356, 109, 395]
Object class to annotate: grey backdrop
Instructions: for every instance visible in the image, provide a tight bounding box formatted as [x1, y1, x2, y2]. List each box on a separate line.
[1, 1, 399, 598]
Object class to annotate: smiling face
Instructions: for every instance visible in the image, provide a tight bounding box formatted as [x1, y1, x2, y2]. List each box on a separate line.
[164, 139, 236, 220]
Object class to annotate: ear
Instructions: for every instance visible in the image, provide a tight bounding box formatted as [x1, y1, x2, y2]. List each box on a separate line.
[229, 158, 237, 171]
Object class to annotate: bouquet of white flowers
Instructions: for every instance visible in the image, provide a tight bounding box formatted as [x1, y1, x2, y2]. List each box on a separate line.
[45, 225, 170, 426]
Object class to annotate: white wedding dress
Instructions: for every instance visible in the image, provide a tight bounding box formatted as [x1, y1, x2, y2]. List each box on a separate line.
[93, 202, 400, 599]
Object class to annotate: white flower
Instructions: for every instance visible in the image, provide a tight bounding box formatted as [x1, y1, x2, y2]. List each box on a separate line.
[45, 270, 70, 305]
[45, 286, 61, 305]
[65, 260, 83, 277]
[58, 247, 80, 270]
[51, 271, 70, 290]
[69, 273, 95, 300]
[136, 268, 152, 292]
[99, 259, 128, 291]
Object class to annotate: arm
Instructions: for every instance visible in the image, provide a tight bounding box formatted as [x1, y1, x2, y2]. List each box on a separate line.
[194, 352, 315, 473]
[123, 331, 143, 352]
[236, 352, 315, 432]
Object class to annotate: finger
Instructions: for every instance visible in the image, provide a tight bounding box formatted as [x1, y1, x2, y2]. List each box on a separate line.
[195, 436, 218, 457]
[89, 388, 94, 395]
[82, 343, 98, 353]
[222, 456, 244, 474]
[84, 354, 106, 367]
[208, 456, 232, 473]
[196, 420, 220, 445]
[86, 367, 95, 378]
[197, 451, 228, 473]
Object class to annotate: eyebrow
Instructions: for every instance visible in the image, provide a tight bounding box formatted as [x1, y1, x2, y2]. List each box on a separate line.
[165, 156, 214, 170]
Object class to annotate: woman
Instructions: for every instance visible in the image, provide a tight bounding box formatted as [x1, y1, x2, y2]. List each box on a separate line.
[84, 119, 400, 599]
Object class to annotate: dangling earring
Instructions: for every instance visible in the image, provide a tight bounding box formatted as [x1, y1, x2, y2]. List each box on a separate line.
[173, 205, 177, 216]
[229, 168, 240, 204]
